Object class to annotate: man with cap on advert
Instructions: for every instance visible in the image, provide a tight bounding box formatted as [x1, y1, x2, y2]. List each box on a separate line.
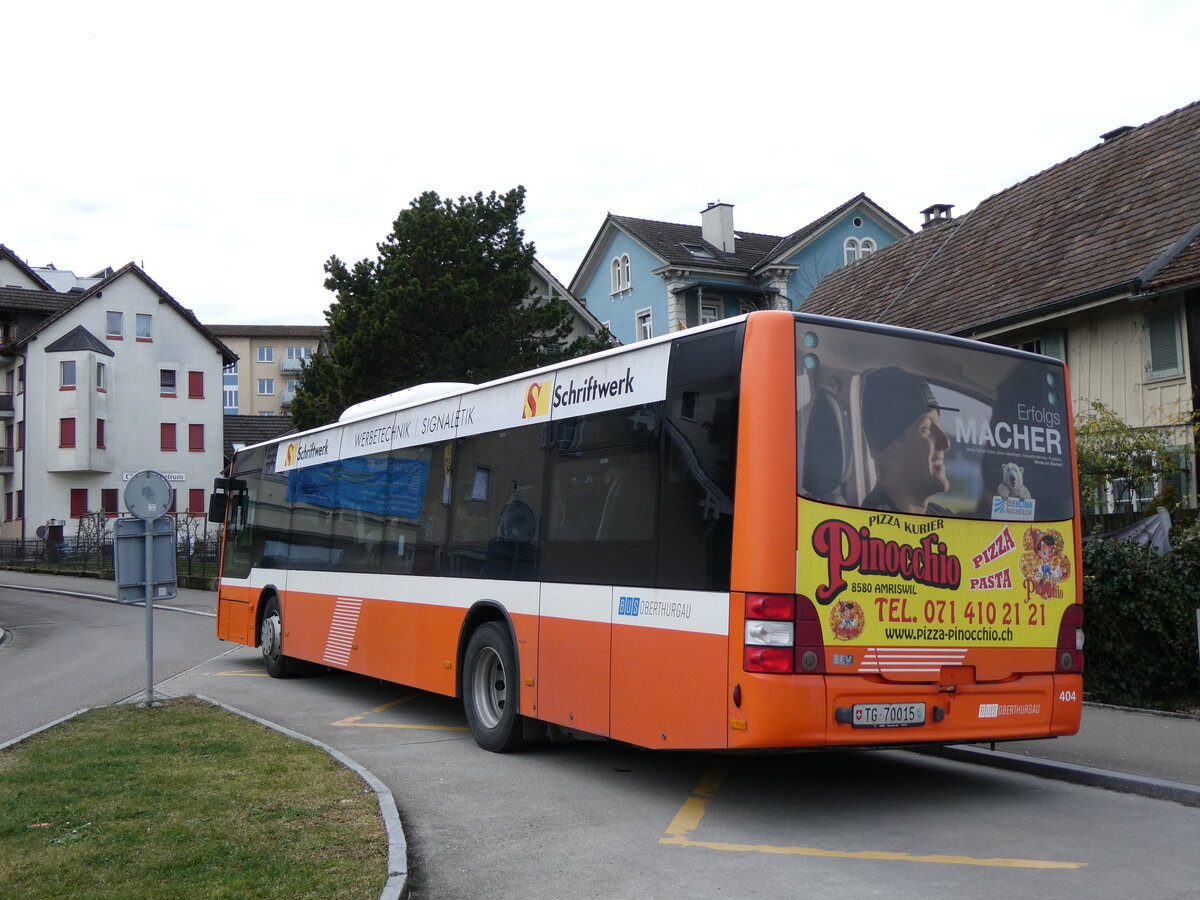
[861, 367, 954, 516]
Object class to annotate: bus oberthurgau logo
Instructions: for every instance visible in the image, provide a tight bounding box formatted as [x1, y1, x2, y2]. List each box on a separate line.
[522, 381, 552, 419]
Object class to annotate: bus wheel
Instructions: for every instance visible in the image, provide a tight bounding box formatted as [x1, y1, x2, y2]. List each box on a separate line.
[463, 622, 525, 752]
[260, 596, 295, 678]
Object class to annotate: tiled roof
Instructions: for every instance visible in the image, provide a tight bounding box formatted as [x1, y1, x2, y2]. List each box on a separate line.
[223, 414, 295, 456]
[0, 285, 70, 315]
[611, 215, 783, 274]
[208, 324, 327, 337]
[802, 100, 1200, 335]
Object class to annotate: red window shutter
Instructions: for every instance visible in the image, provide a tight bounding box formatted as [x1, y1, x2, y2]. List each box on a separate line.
[189, 423, 204, 452]
[161, 423, 176, 451]
[96, 418, 106, 449]
[188, 371, 204, 398]
[102, 489, 119, 515]
[70, 488, 88, 517]
[16, 490, 23, 519]
[60, 418, 76, 448]
[189, 489, 205, 514]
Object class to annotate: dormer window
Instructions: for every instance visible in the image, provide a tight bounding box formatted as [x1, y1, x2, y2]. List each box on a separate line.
[610, 253, 632, 294]
[681, 243, 715, 259]
[843, 237, 877, 265]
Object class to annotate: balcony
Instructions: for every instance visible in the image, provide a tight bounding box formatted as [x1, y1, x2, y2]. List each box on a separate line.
[0, 446, 11, 473]
[279, 358, 305, 374]
[279, 390, 296, 407]
[0, 393, 12, 417]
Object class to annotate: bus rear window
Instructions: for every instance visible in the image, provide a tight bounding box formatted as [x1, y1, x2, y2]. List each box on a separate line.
[796, 321, 1073, 522]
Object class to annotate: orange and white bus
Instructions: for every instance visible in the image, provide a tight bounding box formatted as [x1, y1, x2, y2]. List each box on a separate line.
[211, 310, 1083, 752]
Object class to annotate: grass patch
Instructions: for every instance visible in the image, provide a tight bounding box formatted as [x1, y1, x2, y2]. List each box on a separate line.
[0, 697, 387, 899]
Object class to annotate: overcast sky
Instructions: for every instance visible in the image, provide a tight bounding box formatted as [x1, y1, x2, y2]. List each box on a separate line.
[4, 1, 1197, 326]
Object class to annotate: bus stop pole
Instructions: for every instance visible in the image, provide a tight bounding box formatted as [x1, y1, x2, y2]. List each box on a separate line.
[143, 520, 156, 707]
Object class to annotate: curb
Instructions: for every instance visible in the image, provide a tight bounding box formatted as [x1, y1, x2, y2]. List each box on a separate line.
[918, 744, 1200, 808]
[0, 697, 409, 900]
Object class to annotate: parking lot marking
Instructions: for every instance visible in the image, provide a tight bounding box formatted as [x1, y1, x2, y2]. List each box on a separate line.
[331, 695, 470, 733]
[212, 669, 269, 677]
[660, 763, 1085, 870]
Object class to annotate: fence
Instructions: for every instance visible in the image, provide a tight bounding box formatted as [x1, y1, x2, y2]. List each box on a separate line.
[0, 516, 222, 583]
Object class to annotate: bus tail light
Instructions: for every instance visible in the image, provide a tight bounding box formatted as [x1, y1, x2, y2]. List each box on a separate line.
[1056, 603, 1085, 673]
[743, 594, 824, 674]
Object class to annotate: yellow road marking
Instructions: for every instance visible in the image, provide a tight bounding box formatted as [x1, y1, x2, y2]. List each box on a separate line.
[660, 763, 1085, 870]
[332, 694, 470, 732]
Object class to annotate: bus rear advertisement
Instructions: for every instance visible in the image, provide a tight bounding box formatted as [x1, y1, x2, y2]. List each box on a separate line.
[212, 310, 1083, 752]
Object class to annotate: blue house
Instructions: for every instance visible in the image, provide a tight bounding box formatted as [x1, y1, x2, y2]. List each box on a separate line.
[569, 195, 910, 344]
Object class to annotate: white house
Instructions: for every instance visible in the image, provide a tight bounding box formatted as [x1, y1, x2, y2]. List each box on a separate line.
[0, 247, 235, 540]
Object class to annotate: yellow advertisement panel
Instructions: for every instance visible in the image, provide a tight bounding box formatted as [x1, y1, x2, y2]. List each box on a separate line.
[797, 496, 1076, 648]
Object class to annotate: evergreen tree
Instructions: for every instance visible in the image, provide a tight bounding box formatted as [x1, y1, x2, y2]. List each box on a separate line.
[291, 186, 614, 430]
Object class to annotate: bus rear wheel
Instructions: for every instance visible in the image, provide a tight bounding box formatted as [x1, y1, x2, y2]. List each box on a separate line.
[463, 622, 526, 752]
[260, 596, 296, 678]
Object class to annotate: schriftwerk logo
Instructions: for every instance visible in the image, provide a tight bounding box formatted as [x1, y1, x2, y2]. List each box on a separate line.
[283, 439, 330, 467]
[522, 380, 552, 418]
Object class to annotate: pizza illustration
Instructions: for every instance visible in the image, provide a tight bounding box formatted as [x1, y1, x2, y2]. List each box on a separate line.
[830, 599, 866, 641]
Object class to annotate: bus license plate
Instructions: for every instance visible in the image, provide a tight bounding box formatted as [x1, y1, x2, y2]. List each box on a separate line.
[851, 702, 926, 728]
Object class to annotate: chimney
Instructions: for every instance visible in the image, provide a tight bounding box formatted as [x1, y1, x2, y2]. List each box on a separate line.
[700, 202, 736, 253]
[920, 203, 954, 229]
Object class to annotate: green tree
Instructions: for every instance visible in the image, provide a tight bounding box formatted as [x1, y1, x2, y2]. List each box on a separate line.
[1073, 400, 1182, 514]
[291, 187, 615, 430]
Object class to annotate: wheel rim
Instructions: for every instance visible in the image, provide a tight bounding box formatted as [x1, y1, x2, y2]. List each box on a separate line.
[469, 646, 507, 730]
[261, 611, 282, 664]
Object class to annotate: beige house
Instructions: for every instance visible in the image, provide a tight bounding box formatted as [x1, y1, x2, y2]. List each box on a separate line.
[802, 101, 1200, 512]
[207, 325, 326, 416]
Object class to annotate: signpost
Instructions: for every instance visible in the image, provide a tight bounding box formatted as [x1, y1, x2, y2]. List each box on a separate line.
[113, 470, 178, 707]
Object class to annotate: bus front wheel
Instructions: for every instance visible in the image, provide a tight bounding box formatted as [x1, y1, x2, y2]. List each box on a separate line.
[260, 596, 295, 678]
[463, 622, 526, 752]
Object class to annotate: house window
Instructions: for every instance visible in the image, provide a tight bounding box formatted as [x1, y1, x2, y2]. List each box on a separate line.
[258, 379, 274, 395]
[101, 489, 120, 516]
[636, 308, 653, 341]
[70, 488, 88, 518]
[136, 313, 153, 341]
[700, 303, 721, 325]
[16, 490, 23, 519]
[1145, 307, 1183, 379]
[224, 388, 239, 413]
[4, 493, 11, 522]
[682, 243, 715, 259]
[96, 418, 106, 449]
[60, 418, 76, 448]
[160, 369, 177, 396]
[17, 420, 23, 451]
[189, 423, 204, 452]
[97, 362, 106, 391]
[257, 346, 274, 363]
[60, 360, 76, 390]
[17, 364, 24, 393]
[1014, 330, 1066, 361]
[287, 347, 313, 359]
[106, 311, 123, 338]
[188, 371, 204, 398]
[611, 254, 632, 294]
[188, 488, 206, 514]
[161, 422, 177, 451]
[860, 238, 876, 258]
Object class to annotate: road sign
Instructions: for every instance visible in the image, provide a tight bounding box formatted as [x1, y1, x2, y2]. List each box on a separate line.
[125, 470, 172, 521]
[114, 516, 177, 603]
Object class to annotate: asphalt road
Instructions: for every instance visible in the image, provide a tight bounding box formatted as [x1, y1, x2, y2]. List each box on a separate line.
[4, 585, 1198, 898]
[0, 585, 224, 744]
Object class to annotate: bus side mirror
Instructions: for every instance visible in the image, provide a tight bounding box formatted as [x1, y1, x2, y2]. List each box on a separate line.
[208, 492, 228, 524]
